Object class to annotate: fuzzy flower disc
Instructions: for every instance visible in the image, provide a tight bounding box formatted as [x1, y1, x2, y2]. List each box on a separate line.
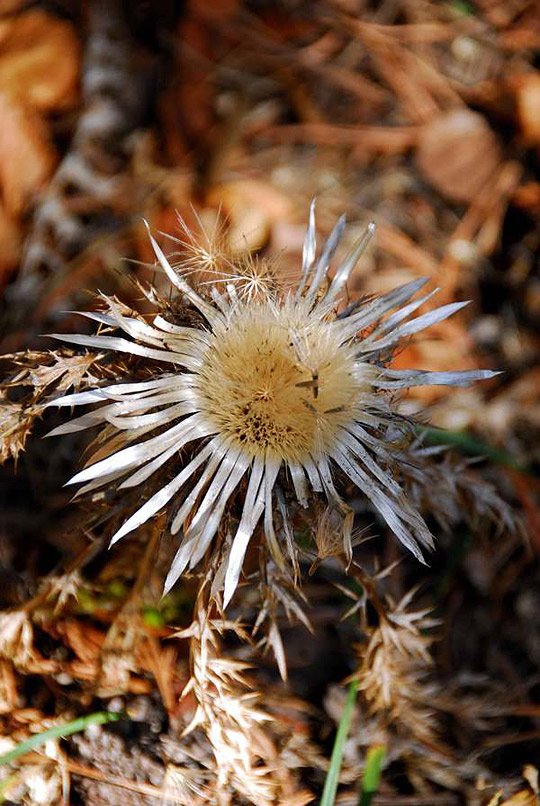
[197, 302, 372, 463]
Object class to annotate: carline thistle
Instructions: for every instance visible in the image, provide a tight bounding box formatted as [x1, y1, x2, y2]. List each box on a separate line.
[46, 204, 497, 605]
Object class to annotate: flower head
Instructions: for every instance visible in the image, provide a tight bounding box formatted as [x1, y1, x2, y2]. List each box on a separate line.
[47, 204, 496, 604]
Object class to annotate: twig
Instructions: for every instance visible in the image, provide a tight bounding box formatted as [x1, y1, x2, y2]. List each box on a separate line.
[262, 124, 419, 153]
[57, 758, 181, 803]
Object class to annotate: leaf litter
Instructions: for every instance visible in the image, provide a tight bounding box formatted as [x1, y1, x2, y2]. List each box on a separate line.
[0, 1, 539, 804]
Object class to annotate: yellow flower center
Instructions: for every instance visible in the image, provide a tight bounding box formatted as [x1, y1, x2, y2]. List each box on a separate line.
[196, 305, 371, 463]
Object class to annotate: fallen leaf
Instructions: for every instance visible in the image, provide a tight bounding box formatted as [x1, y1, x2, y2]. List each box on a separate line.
[514, 72, 540, 146]
[207, 179, 292, 253]
[0, 10, 80, 112]
[0, 90, 57, 216]
[415, 109, 502, 203]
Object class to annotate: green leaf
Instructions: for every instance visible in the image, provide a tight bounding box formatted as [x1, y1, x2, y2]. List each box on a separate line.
[320, 678, 358, 806]
[0, 711, 124, 767]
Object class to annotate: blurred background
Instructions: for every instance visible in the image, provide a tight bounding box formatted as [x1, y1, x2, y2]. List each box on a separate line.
[0, 1, 539, 803]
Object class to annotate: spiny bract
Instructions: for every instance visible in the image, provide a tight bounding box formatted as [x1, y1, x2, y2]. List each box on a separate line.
[46, 204, 496, 605]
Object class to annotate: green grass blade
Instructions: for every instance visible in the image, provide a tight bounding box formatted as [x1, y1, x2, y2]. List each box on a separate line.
[0, 711, 124, 767]
[320, 677, 358, 806]
[359, 744, 386, 806]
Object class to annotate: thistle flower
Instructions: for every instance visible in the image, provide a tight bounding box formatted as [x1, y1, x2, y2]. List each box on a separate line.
[46, 204, 496, 604]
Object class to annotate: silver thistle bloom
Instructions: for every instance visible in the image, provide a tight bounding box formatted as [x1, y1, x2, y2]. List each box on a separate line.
[46, 205, 497, 605]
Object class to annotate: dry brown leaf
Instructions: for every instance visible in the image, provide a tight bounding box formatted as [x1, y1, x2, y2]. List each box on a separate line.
[0, 10, 80, 112]
[207, 179, 291, 254]
[57, 619, 105, 667]
[415, 109, 502, 203]
[137, 636, 180, 716]
[28, 353, 99, 393]
[0, 394, 42, 464]
[206, 179, 292, 254]
[514, 72, 540, 146]
[0, 90, 57, 217]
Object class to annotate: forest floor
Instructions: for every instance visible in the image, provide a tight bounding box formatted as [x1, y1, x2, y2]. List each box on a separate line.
[0, 1, 540, 804]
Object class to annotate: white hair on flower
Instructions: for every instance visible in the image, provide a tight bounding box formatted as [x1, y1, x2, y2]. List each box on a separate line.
[46, 204, 497, 605]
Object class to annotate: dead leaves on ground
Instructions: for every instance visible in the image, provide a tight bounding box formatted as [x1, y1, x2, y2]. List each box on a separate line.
[0, 3, 539, 804]
[0, 9, 79, 278]
[0, 11, 79, 113]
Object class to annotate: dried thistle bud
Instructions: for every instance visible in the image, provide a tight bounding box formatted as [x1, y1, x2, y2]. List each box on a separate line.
[357, 592, 438, 744]
[46, 204, 497, 604]
[176, 603, 280, 804]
